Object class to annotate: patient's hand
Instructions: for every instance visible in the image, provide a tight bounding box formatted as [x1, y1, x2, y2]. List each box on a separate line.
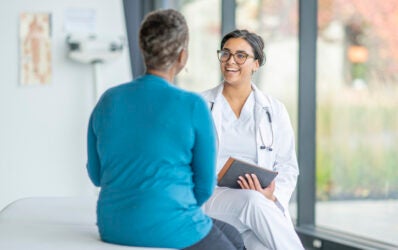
[237, 174, 276, 201]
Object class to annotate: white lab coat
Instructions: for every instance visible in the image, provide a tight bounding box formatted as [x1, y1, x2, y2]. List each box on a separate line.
[201, 83, 304, 250]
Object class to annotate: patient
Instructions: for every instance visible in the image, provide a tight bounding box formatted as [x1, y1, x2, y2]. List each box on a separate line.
[86, 9, 244, 250]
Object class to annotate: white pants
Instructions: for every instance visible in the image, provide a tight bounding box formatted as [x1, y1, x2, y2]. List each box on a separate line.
[203, 187, 304, 250]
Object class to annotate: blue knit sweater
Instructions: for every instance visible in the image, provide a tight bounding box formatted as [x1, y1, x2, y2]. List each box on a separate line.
[86, 74, 216, 248]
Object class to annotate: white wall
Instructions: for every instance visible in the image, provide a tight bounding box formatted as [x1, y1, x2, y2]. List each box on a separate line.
[0, 0, 132, 210]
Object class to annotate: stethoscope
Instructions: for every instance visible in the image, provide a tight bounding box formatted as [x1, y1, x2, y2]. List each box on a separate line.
[259, 107, 274, 151]
[210, 101, 274, 152]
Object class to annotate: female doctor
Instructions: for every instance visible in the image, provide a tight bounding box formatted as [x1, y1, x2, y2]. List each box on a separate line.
[201, 29, 304, 250]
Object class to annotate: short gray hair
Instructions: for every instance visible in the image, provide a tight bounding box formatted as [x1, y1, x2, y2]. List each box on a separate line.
[139, 9, 188, 71]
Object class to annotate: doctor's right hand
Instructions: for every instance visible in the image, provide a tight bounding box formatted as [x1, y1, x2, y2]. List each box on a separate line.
[238, 174, 276, 202]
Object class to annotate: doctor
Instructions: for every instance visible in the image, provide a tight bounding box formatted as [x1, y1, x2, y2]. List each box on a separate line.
[201, 29, 304, 250]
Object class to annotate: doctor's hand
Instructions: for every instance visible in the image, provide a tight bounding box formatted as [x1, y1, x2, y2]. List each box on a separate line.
[238, 174, 276, 202]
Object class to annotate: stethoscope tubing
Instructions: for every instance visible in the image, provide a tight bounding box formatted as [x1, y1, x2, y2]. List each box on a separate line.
[209, 101, 274, 151]
[259, 107, 273, 151]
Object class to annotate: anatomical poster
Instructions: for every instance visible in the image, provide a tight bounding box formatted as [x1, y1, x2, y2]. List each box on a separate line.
[20, 13, 52, 85]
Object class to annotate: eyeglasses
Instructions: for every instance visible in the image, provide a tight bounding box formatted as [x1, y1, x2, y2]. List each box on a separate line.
[217, 50, 255, 65]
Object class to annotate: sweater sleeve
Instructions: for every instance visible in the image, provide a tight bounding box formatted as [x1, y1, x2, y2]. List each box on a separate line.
[190, 97, 217, 206]
[86, 113, 101, 187]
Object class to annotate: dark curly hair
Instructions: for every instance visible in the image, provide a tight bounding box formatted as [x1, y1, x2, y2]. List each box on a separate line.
[221, 29, 266, 66]
[139, 9, 188, 71]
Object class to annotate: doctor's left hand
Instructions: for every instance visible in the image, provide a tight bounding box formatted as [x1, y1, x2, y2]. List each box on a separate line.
[238, 174, 276, 202]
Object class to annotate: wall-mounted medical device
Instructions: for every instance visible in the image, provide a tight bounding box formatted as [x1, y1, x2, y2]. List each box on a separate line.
[66, 34, 124, 64]
[66, 34, 124, 101]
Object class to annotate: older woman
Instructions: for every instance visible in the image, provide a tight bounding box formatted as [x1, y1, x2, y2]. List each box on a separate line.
[201, 29, 304, 250]
[86, 9, 244, 250]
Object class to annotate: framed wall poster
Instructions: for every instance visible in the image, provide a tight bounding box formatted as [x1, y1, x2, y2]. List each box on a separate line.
[20, 13, 52, 85]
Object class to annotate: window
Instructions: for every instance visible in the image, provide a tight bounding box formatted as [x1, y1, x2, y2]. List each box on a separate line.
[176, 0, 222, 92]
[316, 0, 398, 245]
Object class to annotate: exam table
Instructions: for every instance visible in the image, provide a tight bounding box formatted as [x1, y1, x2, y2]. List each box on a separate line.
[0, 196, 176, 250]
